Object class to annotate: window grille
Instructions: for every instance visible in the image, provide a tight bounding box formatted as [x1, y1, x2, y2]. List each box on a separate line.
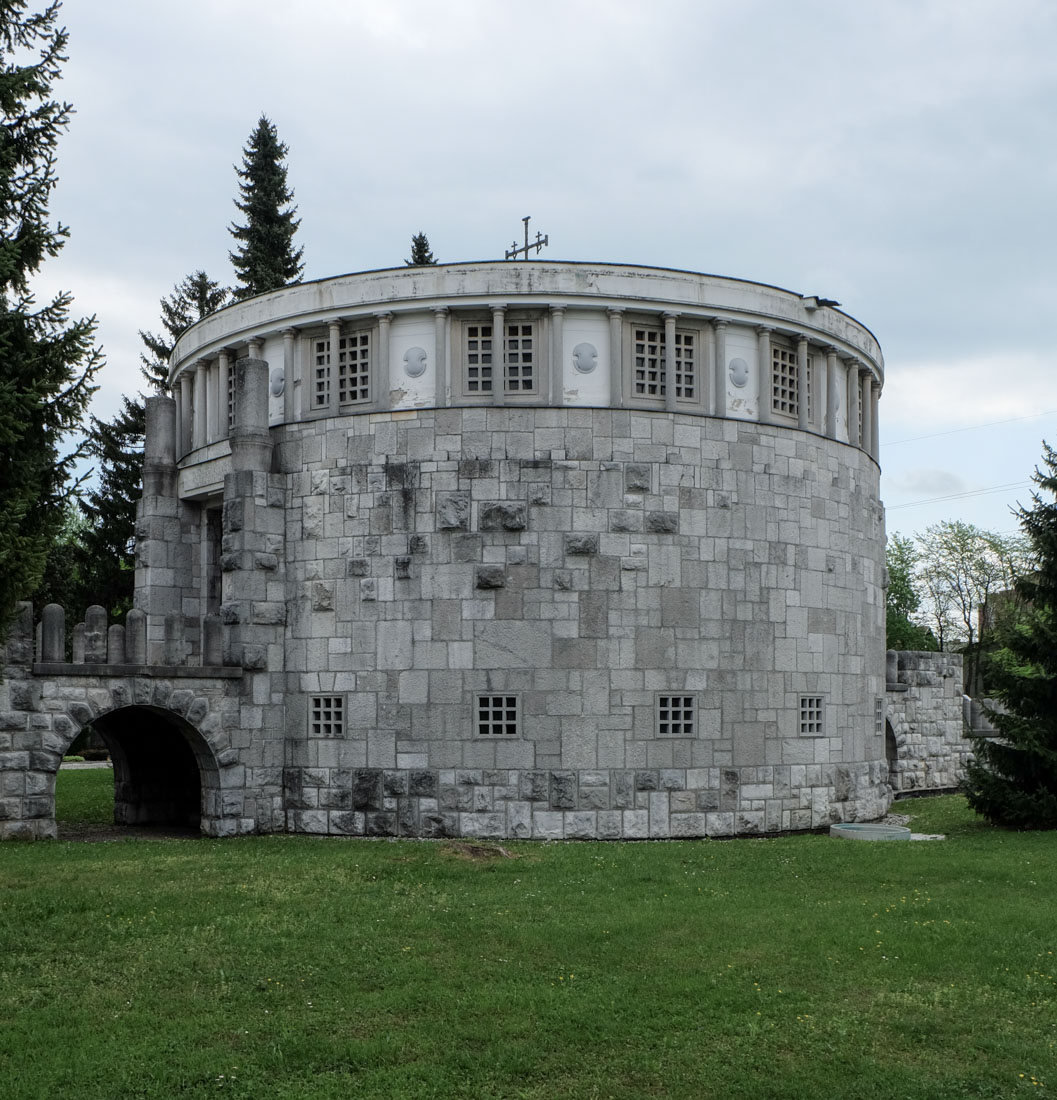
[337, 332, 371, 405]
[633, 327, 664, 397]
[227, 367, 236, 431]
[310, 695, 345, 737]
[313, 337, 331, 409]
[799, 696, 825, 736]
[505, 323, 535, 392]
[657, 695, 695, 737]
[476, 694, 519, 737]
[673, 332, 695, 399]
[466, 324, 493, 393]
[772, 345, 798, 417]
[875, 698, 886, 736]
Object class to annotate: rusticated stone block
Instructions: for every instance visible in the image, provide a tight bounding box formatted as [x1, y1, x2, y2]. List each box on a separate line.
[436, 492, 470, 530]
[479, 502, 527, 532]
[346, 557, 369, 576]
[645, 511, 679, 534]
[475, 566, 506, 590]
[352, 769, 382, 811]
[550, 770, 576, 809]
[624, 464, 651, 491]
[565, 533, 599, 555]
[408, 770, 437, 797]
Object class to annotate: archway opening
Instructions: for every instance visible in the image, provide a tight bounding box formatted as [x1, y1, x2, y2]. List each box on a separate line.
[81, 705, 213, 831]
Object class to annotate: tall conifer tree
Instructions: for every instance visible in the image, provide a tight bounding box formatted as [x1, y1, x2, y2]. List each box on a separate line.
[0, 1, 102, 634]
[964, 444, 1057, 828]
[139, 270, 229, 392]
[405, 232, 437, 266]
[228, 116, 304, 300]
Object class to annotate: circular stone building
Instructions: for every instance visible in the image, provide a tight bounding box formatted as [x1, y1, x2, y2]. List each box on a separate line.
[138, 260, 888, 838]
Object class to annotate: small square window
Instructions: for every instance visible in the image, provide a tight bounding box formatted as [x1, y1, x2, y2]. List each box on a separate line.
[658, 694, 695, 737]
[310, 695, 345, 737]
[799, 696, 825, 736]
[476, 694, 519, 737]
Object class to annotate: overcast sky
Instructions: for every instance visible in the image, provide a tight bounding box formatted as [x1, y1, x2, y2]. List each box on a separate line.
[34, 0, 1057, 541]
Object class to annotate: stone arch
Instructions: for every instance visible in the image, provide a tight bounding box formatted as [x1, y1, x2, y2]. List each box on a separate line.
[51, 678, 239, 837]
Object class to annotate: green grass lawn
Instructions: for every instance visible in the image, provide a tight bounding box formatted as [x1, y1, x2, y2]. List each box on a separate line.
[1, 772, 1053, 1099]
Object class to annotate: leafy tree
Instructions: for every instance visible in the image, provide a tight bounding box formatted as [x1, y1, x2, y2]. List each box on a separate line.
[228, 116, 303, 300]
[916, 520, 1026, 692]
[885, 533, 936, 651]
[405, 232, 437, 266]
[139, 270, 229, 392]
[963, 444, 1057, 828]
[0, 1, 102, 635]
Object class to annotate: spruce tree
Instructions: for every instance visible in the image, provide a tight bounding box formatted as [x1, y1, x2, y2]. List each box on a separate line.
[0, 1, 102, 635]
[405, 232, 437, 266]
[139, 270, 229, 392]
[228, 116, 303, 300]
[964, 443, 1057, 828]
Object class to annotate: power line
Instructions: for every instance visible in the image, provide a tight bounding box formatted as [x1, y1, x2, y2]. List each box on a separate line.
[886, 480, 1032, 510]
[882, 410, 1057, 447]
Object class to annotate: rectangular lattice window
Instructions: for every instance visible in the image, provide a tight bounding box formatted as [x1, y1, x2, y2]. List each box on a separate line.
[772, 344, 798, 417]
[634, 327, 665, 397]
[476, 694, 519, 737]
[313, 337, 331, 409]
[875, 697, 886, 736]
[657, 695, 696, 737]
[227, 367, 236, 431]
[466, 324, 493, 393]
[799, 696, 825, 736]
[673, 332, 695, 399]
[310, 695, 345, 737]
[338, 332, 371, 405]
[505, 323, 535, 392]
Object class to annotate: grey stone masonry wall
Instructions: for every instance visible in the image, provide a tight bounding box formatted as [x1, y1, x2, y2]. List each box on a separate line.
[885, 650, 970, 793]
[275, 405, 890, 837]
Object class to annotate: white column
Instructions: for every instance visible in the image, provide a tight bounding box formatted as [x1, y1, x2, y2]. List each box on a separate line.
[207, 358, 220, 443]
[870, 381, 880, 460]
[712, 319, 727, 417]
[433, 307, 448, 407]
[861, 371, 873, 457]
[663, 312, 678, 412]
[549, 305, 565, 406]
[328, 320, 341, 409]
[193, 360, 208, 448]
[756, 327, 772, 424]
[845, 358, 860, 445]
[491, 306, 505, 407]
[248, 338, 262, 359]
[607, 308, 623, 408]
[797, 336, 809, 431]
[376, 312, 392, 411]
[825, 348, 839, 440]
[178, 372, 193, 456]
[217, 350, 231, 438]
[282, 328, 297, 424]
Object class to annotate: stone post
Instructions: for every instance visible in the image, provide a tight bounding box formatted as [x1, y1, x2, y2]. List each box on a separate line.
[229, 358, 272, 473]
[72, 624, 85, 663]
[84, 606, 108, 663]
[125, 608, 147, 664]
[41, 604, 65, 663]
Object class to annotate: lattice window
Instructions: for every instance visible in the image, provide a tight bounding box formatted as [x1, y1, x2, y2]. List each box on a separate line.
[673, 332, 695, 399]
[338, 332, 371, 405]
[657, 695, 695, 737]
[875, 697, 886, 736]
[505, 323, 535, 392]
[799, 696, 825, 736]
[634, 327, 664, 397]
[310, 695, 345, 737]
[313, 337, 331, 409]
[466, 324, 493, 393]
[772, 344, 798, 417]
[476, 694, 519, 737]
[227, 367, 236, 431]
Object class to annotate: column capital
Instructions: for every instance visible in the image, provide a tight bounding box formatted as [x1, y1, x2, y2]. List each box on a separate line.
[756, 324, 773, 335]
[432, 305, 449, 316]
[281, 327, 298, 337]
[549, 304, 566, 316]
[375, 311, 393, 323]
[606, 307, 624, 319]
[711, 317, 728, 329]
[662, 310, 679, 322]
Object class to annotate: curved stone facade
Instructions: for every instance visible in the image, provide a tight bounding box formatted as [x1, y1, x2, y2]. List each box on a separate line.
[2, 262, 896, 838]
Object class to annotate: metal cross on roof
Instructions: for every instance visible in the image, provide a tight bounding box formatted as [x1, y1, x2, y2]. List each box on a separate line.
[505, 215, 549, 260]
